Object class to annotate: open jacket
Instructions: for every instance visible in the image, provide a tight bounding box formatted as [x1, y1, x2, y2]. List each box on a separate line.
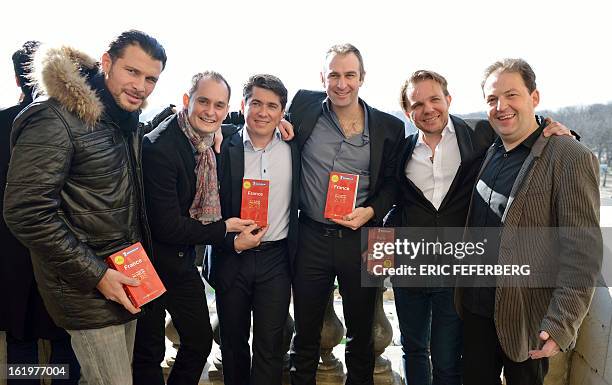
[142, 114, 227, 288]
[3, 46, 152, 330]
[456, 132, 602, 362]
[208, 126, 300, 292]
[387, 115, 495, 229]
[288, 89, 405, 224]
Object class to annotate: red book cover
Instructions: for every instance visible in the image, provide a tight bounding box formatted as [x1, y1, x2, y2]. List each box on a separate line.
[324, 172, 359, 219]
[106, 242, 166, 308]
[240, 179, 269, 228]
[367, 227, 395, 273]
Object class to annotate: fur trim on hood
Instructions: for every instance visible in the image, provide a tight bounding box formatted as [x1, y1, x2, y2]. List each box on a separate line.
[30, 45, 103, 127]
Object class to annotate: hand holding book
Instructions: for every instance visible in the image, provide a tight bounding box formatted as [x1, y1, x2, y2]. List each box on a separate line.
[330, 206, 375, 231]
[225, 217, 255, 233]
[105, 243, 166, 309]
[96, 268, 141, 314]
[365, 227, 395, 273]
[234, 224, 269, 252]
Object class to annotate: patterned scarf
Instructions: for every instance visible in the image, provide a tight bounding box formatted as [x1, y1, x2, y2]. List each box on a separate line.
[177, 108, 222, 224]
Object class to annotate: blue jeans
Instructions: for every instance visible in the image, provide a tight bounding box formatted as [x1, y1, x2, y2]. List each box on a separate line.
[393, 287, 462, 385]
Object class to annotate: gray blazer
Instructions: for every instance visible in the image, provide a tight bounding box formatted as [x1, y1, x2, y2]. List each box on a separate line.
[456, 133, 602, 362]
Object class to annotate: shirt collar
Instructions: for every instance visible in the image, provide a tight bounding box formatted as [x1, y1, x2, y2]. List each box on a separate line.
[321, 97, 370, 139]
[446, 116, 456, 134]
[322, 97, 333, 114]
[521, 116, 545, 149]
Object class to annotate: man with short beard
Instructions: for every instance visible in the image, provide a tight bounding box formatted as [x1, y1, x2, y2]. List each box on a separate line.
[133, 71, 255, 385]
[4, 30, 166, 385]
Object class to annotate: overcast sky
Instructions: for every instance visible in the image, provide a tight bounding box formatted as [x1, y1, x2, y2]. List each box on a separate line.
[1, 0, 610, 116]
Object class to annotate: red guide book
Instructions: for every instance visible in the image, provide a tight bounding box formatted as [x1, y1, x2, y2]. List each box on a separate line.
[366, 227, 395, 273]
[324, 172, 359, 219]
[106, 242, 166, 308]
[240, 178, 269, 228]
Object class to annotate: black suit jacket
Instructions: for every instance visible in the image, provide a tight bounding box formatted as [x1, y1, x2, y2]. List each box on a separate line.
[386, 115, 496, 228]
[142, 115, 228, 288]
[209, 126, 300, 292]
[288, 89, 405, 224]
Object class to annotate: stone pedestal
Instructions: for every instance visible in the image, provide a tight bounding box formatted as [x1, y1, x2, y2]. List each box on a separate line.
[315, 287, 345, 382]
[544, 351, 571, 385]
[372, 287, 394, 384]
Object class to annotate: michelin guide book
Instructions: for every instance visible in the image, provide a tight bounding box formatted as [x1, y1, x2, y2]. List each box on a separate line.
[106, 242, 166, 308]
[324, 172, 359, 219]
[240, 178, 270, 228]
[366, 227, 395, 273]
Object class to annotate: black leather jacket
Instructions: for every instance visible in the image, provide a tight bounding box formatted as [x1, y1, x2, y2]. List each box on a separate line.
[3, 46, 152, 330]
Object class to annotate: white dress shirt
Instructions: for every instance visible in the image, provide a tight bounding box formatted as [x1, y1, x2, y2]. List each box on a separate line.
[243, 127, 292, 241]
[404, 118, 461, 210]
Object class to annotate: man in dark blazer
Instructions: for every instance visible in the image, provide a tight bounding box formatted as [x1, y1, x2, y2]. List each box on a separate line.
[133, 71, 254, 385]
[211, 74, 299, 385]
[388, 70, 495, 385]
[0, 40, 81, 385]
[457, 59, 601, 385]
[288, 44, 405, 385]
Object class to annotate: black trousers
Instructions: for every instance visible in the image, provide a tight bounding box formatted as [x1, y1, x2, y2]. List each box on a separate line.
[215, 241, 291, 385]
[132, 267, 213, 385]
[462, 307, 549, 385]
[290, 217, 377, 385]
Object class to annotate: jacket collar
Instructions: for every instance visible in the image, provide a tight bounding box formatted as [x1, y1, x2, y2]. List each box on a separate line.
[451, 115, 475, 162]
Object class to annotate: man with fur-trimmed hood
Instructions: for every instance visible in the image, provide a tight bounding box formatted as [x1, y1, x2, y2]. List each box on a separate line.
[3, 30, 166, 385]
